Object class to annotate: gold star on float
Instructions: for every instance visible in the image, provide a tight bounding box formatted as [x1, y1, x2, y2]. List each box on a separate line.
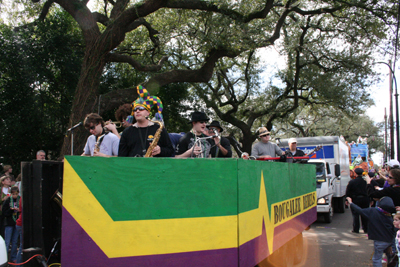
[258, 171, 275, 255]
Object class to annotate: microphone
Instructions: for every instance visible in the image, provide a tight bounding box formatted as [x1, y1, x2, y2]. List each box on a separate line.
[67, 122, 83, 132]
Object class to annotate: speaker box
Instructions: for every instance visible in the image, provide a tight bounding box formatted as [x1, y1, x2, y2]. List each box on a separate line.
[21, 160, 63, 267]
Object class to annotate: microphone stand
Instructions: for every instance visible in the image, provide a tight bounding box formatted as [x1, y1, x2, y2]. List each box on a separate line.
[71, 129, 74, 155]
[67, 122, 83, 155]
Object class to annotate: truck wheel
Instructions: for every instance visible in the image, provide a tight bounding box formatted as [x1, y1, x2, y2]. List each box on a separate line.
[323, 206, 333, 223]
[336, 197, 345, 213]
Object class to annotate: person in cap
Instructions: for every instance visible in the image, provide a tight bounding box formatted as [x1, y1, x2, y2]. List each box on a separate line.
[251, 127, 284, 158]
[207, 120, 232, 158]
[347, 196, 396, 266]
[388, 159, 400, 169]
[118, 85, 174, 157]
[175, 112, 220, 158]
[345, 168, 370, 233]
[82, 113, 120, 157]
[287, 138, 305, 157]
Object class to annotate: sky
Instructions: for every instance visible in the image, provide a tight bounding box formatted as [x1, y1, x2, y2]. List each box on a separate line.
[366, 64, 399, 166]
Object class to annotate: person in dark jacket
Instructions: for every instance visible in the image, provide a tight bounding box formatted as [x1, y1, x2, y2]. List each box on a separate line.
[287, 138, 305, 157]
[207, 120, 232, 158]
[118, 86, 174, 157]
[366, 168, 400, 207]
[347, 196, 396, 267]
[346, 168, 370, 233]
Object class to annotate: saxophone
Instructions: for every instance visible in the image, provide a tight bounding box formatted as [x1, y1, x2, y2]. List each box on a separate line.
[144, 120, 163, 157]
[94, 133, 106, 152]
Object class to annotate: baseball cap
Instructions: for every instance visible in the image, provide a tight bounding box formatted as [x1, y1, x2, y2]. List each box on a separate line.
[387, 159, 400, 168]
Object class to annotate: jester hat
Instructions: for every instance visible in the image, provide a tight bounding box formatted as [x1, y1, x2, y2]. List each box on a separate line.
[132, 85, 164, 121]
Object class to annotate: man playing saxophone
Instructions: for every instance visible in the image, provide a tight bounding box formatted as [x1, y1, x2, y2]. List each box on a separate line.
[118, 86, 174, 157]
[81, 113, 120, 157]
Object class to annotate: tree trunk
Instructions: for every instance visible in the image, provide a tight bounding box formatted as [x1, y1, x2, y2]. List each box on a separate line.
[61, 49, 106, 156]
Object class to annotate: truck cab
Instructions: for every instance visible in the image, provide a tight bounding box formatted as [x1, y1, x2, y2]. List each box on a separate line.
[307, 159, 337, 223]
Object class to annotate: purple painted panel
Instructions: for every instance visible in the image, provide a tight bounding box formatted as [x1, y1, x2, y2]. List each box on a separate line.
[238, 219, 270, 267]
[61, 208, 238, 267]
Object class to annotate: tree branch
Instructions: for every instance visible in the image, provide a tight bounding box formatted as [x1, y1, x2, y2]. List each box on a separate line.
[39, 0, 56, 21]
[106, 53, 168, 71]
[144, 48, 241, 92]
[92, 12, 110, 25]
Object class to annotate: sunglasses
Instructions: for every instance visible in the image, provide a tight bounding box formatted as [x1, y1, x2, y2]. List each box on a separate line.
[261, 134, 270, 137]
[133, 106, 147, 112]
[388, 175, 394, 179]
[87, 124, 97, 131]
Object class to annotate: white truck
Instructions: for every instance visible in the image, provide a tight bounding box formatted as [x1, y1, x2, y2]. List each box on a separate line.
[279, 136, 351, 223]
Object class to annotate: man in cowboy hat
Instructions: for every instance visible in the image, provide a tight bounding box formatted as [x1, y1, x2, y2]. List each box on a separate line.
[207, 120, 232, 158]
[118, 86, 174, 157]
[175, 111, 220, 158]
[251, 127, 284, 158]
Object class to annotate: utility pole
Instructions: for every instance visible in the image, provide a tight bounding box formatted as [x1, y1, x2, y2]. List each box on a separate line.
[389, 60, 394, 159]
[385, 108, 388, 162]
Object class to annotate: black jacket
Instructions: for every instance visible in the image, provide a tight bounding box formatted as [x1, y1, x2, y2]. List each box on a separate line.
[2, 196, 19, 227]
[210, 137, 232, 158]
[367, 184, 400, 206]
[346, 176, 369, 207]
[287, 149, 305, 157]
[118, 123, 174, 157]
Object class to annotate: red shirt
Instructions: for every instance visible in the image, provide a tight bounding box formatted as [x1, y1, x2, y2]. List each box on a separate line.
[16, 198, 22, 226]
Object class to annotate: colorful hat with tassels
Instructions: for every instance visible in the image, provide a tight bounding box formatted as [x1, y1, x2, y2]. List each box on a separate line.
[132, 85, 163, 121]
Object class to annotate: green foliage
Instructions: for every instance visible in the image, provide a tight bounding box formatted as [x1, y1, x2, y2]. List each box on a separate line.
[0, 11, 84, 171]
[273, 105, 384, 154]
[3, 0, 397, 157]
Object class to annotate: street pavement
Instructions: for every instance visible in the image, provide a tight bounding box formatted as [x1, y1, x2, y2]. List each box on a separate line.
[299, 208, 379, 267]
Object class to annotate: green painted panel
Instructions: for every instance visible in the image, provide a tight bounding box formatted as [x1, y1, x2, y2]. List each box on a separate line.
[65, 156, 238, 221]
[237, 160, 316, 214]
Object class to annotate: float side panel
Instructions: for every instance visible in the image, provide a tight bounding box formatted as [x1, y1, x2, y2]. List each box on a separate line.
[237, 161, 316, 267]
[62, 157, 239, 266]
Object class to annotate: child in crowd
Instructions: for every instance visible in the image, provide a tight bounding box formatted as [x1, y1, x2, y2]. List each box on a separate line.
[2, 186, 20, 263]
[394, 214, 400, 267]
[347, 196, 396, 267]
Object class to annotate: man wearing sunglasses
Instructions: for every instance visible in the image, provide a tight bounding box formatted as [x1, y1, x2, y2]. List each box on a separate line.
[367, 168, 400, 207]
[251, 127, 284, 158]
[175, 111, 219, 158]
[207, 120, 232, 158]
[82, 113, 120, 157]
[118, 95, 174, 158]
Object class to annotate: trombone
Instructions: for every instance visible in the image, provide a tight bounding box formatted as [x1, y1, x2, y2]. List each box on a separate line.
[104, 121, 123, 128]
